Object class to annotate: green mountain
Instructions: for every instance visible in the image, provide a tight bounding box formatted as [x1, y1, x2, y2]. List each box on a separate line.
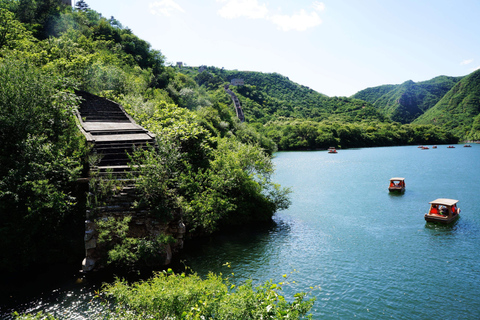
[185, 67, 387, 124]
[174, 66, 457, 150]
[413, 69, 480, 139]
[352, 76, 462, 123]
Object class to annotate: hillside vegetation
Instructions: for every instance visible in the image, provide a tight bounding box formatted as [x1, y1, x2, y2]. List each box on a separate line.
[414, 69, 480, 140]
[0, 0, 288, 275]
[352, 76, 462, 123]
[182, 66, 457, 149]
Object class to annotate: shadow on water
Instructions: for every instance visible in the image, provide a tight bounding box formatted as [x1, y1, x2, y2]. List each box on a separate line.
[388, 191, 405, 197]
[0, 219, 291, 319]
[425, 216, 479, 235]
[176, 217, 292, 279]
[424, 220, 459, 233]
[0, 263, 93, 319]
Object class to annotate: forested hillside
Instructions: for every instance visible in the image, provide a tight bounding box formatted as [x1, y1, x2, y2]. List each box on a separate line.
[186, 66, 385, 123]
[352, 76, 462, 123]
[414, 69, 480, 140]
[182, 66, 457, 149]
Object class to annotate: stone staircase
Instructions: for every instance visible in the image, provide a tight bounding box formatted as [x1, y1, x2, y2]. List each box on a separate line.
[78, 91, 131, 122]
[224, 84, 245, 122]
[75, 91, 181, 273]
[76, 91, 156, 173]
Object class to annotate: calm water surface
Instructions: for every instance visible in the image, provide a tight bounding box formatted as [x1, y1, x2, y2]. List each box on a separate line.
[2, 145, 480, 319]
[183, 144, 480, 319]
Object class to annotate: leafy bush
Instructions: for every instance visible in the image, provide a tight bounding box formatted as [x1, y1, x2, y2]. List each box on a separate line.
[0, 55, 85, 272]
[99, 270, 315, 319]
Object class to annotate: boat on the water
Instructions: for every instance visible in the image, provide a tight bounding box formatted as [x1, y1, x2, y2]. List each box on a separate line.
[432, 145, 437, 149]
[328, 147, 337, 154]
[388, 177, 405, 192]
[464, 144, 472, 147]
[447, 146, 455, 148]
[424, 198, 460, 224]
[422, 146, 429, 150]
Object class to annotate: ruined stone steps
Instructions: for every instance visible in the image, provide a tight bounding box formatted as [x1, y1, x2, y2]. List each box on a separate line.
[93, 143, 154, 167]
[80, 114, 130, 122]
[76, 91, 182, 273]
[224, 84, 245, 122]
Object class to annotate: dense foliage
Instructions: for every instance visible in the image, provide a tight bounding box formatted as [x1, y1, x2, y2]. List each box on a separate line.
[124, 105, 291, 234]
[185, 66, 387, 124]
[352, 75, 464, 123]
[0, 0, 287, 274]
[262, 119, 457, 150]
[13, 270, 315, 320]
[414, 69, 480, 140]
[0, 56, 86, 273]
[97, 270, 315, 319]
[181, 66, 461, 149]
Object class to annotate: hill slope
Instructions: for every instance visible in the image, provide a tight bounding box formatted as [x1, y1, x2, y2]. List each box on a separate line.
[352, 76, 462, 123]
[413, 69, 480, 139]
[185, 67, 387, 124]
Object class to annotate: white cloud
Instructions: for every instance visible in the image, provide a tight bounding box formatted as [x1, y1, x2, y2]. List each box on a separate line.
[217, 0, 268, 19]
[216, 1, 324, 31]
[461, 59, 473, 65]
[149, 0, 185, 17]
[312, 1, 325, 12]
[269, 10, 322, 31]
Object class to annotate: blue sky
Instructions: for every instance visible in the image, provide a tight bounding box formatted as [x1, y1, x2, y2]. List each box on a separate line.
[84, 0, 480, 97]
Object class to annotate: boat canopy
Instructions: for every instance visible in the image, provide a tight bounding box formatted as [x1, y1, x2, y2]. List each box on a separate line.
[429, 198, 459, 206]
[389, 177, 405, 181]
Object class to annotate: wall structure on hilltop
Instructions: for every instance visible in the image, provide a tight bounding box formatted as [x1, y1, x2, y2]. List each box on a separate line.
[224, 84, 245, 122]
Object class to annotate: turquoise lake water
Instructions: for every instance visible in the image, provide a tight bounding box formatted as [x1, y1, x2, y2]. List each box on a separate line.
[182, 144, 480, 319]
[2, 144, 480, 319]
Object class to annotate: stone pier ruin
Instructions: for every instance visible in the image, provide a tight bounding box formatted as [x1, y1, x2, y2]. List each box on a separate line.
[75, 91, 185, 272]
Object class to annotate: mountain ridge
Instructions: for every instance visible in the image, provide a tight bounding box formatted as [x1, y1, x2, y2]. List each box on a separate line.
[413, 69, 480, 139]
[352, 75, 463, 123]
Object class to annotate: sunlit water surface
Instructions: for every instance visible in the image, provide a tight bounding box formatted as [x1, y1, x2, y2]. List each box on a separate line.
[183, 144, 480, 319]
[2, 144, 480, 319]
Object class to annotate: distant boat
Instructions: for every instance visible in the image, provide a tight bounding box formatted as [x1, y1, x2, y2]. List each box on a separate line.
[388, 177, 405, 193]
[464, 144, 472, 147]
[421, 146, 429, 150]
[424, 198, 460, 224]
[418, 145, 424, 148]
[327, 147, 337, 154]
[447, 146, 455, 148]
[432, 145, 437, 149]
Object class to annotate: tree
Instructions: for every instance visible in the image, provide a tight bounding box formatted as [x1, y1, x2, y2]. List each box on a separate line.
[0, 8, 33, 50]
[0, 56, 85, 273]
[75, 0, 89, 11]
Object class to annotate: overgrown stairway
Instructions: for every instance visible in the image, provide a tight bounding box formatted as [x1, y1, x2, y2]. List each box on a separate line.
[76, 91, 156, 174]
[75, 91, 172, 272]
[224, 84, 245, 122]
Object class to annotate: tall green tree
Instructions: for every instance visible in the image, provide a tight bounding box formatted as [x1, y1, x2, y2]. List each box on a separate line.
[0, 8, 34, 50]
[0, 56, 85, 273]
